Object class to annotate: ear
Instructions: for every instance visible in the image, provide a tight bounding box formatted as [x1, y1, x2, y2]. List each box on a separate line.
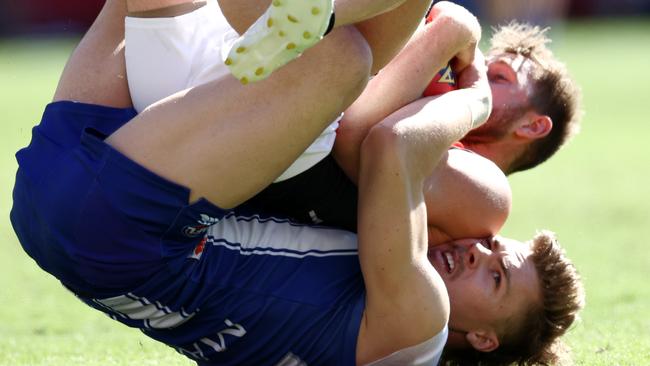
[466, 329, 500, 352]
[514, 114, 552, 140]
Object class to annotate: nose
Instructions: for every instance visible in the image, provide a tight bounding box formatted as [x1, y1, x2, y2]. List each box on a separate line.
[465, 241, 491, 269]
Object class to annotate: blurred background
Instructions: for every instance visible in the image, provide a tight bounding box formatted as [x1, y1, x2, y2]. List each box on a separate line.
[1, 1, 650, 365]
[1, 0, 649, 36]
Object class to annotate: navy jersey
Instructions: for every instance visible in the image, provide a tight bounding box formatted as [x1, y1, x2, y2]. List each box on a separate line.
[11, 102, 365, 365]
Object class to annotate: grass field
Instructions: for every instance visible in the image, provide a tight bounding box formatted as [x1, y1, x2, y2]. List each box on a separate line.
[1, 18, 650, 365]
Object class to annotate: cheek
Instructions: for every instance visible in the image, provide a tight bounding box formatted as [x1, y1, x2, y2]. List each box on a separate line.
[492, 86, 527, 111]
[448, 278, 487, 306]
[490, 86, 511, 108]
[449, 286, 487, 321]
[491, 95, 506, 110]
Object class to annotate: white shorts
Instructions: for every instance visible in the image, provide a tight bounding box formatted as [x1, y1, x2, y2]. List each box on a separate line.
[125, 0, 339, 182]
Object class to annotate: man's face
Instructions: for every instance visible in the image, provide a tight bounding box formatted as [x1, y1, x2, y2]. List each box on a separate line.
[428, 236, 540, 342]
[462, 53, 536, 144]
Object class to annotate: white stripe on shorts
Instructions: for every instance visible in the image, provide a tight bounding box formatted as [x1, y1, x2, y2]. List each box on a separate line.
[206, 214, 358, 258]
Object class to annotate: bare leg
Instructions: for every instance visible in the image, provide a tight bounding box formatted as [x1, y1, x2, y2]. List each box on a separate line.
[354, 0, 432, 74]
[53, 0, 131, 107]
[107, 30, 372, 208]
[216, 0, 432, 75]
[53, 0, 427, 105]
[216, 0, 428, 83]
[53, 0, 371, 210]
[129, 0, 417, 27]
[127, 0, 194, 12]
[334, 0, 412, 26]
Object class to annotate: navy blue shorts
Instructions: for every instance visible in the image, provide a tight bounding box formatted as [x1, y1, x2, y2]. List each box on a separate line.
[11, 102, 366, 365]
[11, 101, 229, 298]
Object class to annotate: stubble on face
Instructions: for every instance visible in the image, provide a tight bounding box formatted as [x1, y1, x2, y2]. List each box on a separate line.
[461, 104, 527, 144]
[461, 54, 536, 145]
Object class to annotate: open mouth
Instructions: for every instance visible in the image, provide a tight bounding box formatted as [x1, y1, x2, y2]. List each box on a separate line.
[434, 249, 457, 275]
[444, 251, 456, 274]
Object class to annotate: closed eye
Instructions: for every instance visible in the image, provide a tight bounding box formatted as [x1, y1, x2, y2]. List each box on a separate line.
[488, 61, 516, 84]
[489, 72, 509, 83]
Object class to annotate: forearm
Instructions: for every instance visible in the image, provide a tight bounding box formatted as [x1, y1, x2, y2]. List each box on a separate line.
[357, 129, 428, 283]
[357, 121, 435, 318]
[334, 1, 482, 180]
[348, 1, 481, 122]
[357, 95, 475, 275]
[355, 115, 449, 363]
[336, 78, 490, 182]
[368, 1, 481, 101]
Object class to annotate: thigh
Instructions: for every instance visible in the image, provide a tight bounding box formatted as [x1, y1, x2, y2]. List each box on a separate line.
[53, 0, 132, 108]
[106, 25, 372, 209]
[12, 102, 229, 297]
[355, 0, 433, 73]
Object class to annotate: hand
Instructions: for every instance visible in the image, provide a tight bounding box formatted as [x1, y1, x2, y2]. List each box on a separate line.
[451, 43, 477, 73]
[429, 1, 481, 72]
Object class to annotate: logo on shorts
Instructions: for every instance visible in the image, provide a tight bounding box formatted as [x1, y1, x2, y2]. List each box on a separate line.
[188, 237, 208, 260]
[183, 214, 220, 237]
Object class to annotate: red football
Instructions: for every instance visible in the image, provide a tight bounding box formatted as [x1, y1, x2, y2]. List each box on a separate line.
[423, 8, 458, 97]
[423, 64, 457, 97]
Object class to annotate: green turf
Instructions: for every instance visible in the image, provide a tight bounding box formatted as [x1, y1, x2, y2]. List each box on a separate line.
[1, 18, 650, 365]
[500, 18, 650, 365]
[0, 38, 193, 366]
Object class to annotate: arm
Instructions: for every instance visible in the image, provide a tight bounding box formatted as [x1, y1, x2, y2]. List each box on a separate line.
[334, 1, 484, 181]
[336, 49, 491, 183]
[354, 91, 478, 364]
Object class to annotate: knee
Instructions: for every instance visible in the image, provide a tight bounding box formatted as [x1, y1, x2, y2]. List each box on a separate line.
[322, 26, 373, 103]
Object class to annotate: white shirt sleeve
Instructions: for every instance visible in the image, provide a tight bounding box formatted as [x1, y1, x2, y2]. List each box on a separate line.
[365, 326, 448, 366]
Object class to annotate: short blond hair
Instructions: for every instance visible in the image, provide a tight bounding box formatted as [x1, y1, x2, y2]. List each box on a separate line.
[522, 230, 586, 365]
[490, 22, 583, 174]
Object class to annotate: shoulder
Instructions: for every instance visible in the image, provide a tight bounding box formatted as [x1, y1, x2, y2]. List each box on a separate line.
[425, 149, 512, 240]
[444, 149, 512, 226]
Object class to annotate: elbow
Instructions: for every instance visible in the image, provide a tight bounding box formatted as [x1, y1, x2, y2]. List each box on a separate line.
[361, 122, 403, 164]
[360, 122, 413, 177]
[361, 120, 437, 182]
